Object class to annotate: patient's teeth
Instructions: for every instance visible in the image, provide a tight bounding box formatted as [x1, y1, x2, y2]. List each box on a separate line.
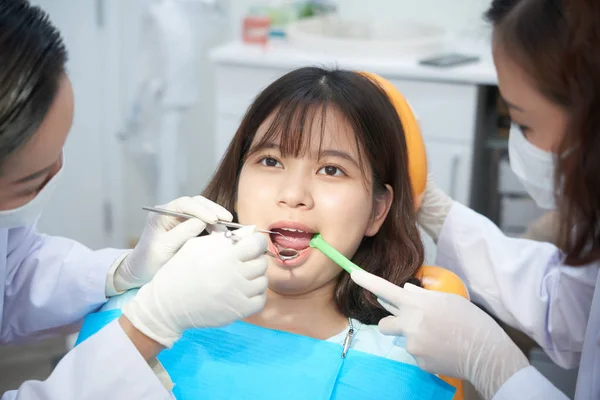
[280, 227, 305, 233]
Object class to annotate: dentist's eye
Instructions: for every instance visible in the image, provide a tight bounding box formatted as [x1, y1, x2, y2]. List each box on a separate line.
[318, 165, 345, 177]
[512, 122, 530, 136]
[259, 156, 282, 168]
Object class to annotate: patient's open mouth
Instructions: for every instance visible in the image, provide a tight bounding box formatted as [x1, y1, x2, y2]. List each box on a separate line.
[268, 223, 316, 261]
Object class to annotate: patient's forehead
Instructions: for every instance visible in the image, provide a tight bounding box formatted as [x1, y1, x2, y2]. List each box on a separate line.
[252, 107, 363, 160]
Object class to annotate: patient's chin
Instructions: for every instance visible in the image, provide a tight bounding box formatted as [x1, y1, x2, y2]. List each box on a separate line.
[266, 272, 315, 296]
[265, 263, 341, 297]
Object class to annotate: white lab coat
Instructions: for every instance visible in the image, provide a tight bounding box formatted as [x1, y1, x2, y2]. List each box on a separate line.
[436, 202, 599, 399]
[0, 223, 172, 399]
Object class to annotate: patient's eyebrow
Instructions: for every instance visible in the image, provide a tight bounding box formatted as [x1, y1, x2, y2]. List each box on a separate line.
[247, 143, 360, 168]
[250, 142, 279, 152]
[245, 142, 280, 159]
[319, 149, 360, 168]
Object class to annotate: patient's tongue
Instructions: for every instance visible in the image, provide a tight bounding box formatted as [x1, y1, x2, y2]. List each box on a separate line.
[272, 230, 313, 250]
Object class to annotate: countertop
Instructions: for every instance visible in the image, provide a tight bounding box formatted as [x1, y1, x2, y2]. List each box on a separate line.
[209, 41, 498, 86]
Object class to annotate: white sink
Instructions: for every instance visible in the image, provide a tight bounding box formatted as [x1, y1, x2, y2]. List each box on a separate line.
[286, 16, 447, 57]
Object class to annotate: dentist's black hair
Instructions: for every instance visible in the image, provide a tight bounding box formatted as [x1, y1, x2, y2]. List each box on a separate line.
[203, 67, 424, 325]
[0, 0, 68, 171]
[487, 0, 600, 266]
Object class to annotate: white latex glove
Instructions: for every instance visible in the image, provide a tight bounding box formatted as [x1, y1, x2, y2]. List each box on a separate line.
[351, 270, 530, 400]
[417, 174, 453, 243]
[123, 226, 268, 348]
[111, 196, 233, 293]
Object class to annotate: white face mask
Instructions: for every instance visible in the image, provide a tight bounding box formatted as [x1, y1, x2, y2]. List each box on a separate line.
[0, 161, 64, 229]
[508, 125, 557, 209]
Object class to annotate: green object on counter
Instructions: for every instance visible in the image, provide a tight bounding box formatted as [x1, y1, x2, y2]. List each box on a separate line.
[309, 234, 364, 274]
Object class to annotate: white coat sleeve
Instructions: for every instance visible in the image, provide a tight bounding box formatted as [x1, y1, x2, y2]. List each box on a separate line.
[493, 366, 569, 400]
[1, 320, 174, 400]
[1, 223, 125, 344]
[436, 202, 598, 369]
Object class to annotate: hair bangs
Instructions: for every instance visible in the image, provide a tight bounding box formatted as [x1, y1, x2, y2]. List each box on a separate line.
[247, 98, 369, 178]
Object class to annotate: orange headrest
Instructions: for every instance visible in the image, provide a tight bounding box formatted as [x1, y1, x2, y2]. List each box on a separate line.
[417, 265, 469, 400]
[417, 266, 470, 300]
[361, 72, 427, 210]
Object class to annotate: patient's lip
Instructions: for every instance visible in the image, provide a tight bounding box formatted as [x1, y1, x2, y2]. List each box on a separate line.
[268, 221, 315, 233]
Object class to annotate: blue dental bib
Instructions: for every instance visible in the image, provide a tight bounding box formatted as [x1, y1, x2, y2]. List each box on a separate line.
[77, 293, 455, 400]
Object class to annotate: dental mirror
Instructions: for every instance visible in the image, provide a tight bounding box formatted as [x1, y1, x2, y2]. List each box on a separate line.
[267, 248, 299, 261]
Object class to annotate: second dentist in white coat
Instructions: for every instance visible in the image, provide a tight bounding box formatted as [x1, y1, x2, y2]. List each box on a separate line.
[351, 0, 600, 399]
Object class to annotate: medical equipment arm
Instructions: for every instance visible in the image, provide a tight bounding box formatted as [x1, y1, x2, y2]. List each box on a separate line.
[417, 174, 453, 243]
[1, 224, 124, 344]
[437, 201, 598, 368]
[351, 270, 568, 400]
[1, 320, 175, 400]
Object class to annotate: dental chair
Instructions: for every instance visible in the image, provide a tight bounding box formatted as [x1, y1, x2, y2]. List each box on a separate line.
[363, 72, 468, 400]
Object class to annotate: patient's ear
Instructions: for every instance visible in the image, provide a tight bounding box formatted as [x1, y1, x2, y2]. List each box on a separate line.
[365, 184, 393, 237]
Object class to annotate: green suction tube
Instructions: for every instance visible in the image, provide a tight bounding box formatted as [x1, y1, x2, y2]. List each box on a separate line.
[309, 234, 364, 274]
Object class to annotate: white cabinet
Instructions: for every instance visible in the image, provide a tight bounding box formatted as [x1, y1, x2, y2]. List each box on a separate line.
[213, 66, 286, 160]
[215, 65, 285, 118]
[387, 79, 478, 142]
[423, 140, 473, 205]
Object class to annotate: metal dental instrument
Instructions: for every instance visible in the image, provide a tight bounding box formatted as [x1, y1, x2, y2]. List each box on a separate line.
[222, 232, 297, 261]
[267, 248, 299, 260]
[142, 206, 300, 261]
[142, 206, 290, 239]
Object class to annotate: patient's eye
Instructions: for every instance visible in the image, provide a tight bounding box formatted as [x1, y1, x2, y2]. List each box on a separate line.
[318, 165, 344, 177]
[259, 156, 282, 168]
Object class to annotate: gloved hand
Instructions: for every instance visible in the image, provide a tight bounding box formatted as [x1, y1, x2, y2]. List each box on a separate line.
[123, 226, 268, 348]
[417, 174, 453, 243]
[110, 196, 233, 293]
[351, 270, 530, 400]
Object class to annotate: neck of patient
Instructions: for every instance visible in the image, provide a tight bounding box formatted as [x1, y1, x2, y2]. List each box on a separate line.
[244, 281, 349, 340]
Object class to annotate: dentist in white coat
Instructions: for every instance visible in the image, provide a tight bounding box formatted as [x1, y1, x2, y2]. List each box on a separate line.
[351, 0, 600, 399]
[0, 2, 268, 399]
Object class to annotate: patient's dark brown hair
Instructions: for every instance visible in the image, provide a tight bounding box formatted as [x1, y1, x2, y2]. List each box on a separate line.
[203, 67, 423, 325]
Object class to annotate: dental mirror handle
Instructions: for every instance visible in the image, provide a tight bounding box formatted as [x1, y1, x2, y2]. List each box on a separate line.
[309, 234, 364, 274]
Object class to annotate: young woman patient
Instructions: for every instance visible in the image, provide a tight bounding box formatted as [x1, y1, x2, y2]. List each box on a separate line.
[202, 66, 423, 362]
